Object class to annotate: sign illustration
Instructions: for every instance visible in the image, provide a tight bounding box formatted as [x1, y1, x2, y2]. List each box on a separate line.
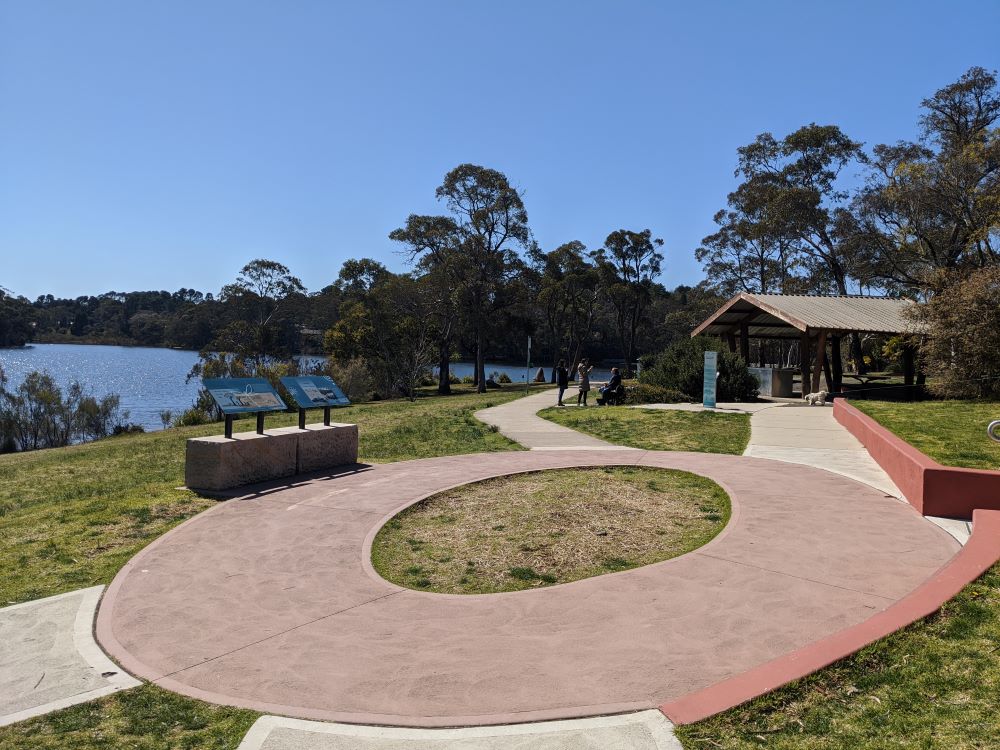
[280, 376, 351, 409]
[203, 378, 287, 415]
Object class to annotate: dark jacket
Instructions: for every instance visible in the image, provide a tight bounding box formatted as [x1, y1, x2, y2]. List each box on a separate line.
[605, 372, 622, 391]
[556, 367, 569, 388]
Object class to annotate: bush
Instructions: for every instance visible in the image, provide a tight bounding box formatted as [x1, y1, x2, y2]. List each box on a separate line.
[624, 383, 692, 405]
[174, 407, 213, 427]
[640, 337, 759, 402]
[323, 358, 374, 403]
[461, 376, 475, 384]
[497, 372, 513, 384]
[914, 266, 1000, 399]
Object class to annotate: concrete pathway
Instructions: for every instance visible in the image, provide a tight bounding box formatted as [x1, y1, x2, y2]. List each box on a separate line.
[238, 711, 681, 750]
[476, 389, 632, 450]
[97, 450, 957, 727]
[0, 586, 139, 727]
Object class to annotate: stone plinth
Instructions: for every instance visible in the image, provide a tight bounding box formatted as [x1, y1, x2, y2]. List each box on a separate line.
[270, 423, 359, 474]
[184, 423, 358, 492]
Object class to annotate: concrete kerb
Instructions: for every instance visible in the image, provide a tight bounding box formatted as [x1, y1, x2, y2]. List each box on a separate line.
[237, 711, 682, 750]
[0, 586, 139, 727]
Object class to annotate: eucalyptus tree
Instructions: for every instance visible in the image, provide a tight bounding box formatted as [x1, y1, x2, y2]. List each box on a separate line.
[696, 207, 800, 295]
[391, 164, 532, 393]
[592, 229, 664, 372]
[216, 258, 306, 364]
[529, 241, 601, 375]
[853, 67, 1000, 292]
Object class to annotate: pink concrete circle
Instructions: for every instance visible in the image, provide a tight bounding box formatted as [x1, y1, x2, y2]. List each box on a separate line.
[96, 450, 959, 727]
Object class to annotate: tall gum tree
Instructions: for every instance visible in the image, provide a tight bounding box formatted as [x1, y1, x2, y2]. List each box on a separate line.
[592, 229, 664, 372]
[391, 164, 531, 393]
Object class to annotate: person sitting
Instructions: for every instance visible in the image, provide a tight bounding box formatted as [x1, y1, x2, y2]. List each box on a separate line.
[596, 368, 624, 406]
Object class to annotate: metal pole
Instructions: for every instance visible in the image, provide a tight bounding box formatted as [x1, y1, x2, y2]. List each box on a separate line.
[323, 406, 331, 426]
[298, 408, 306, 430]
[224, 415, 234, 440]
[256, 412, 265, 435]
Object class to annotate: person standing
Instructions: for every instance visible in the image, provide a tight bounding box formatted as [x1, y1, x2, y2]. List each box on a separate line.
[555, 360, 569, 406]
[576, 360, 593, 406]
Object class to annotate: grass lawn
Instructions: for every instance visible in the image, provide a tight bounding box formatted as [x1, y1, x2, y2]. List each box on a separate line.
[853, 400, 1000, 470]
[0, 684, 257, 750]
[539, 406, 751, 454]
[676, 563, 1000, 749]
[371, 467, 730, 594]
[0, 385, 540, 606]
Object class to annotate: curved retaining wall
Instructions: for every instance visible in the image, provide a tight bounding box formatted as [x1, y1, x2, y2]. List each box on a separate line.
[661, 508, 1000, 724]
[833, 399, 1000, 518]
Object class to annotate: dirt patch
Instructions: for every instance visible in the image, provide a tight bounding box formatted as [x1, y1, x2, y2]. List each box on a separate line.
[371, 466, 730, 594]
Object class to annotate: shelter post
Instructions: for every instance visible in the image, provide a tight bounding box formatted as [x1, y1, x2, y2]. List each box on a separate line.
[799, 333, 811, 397]
[811, 330, 828, 394]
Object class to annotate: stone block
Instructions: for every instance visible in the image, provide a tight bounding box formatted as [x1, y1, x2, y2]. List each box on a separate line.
[270, 423, 359, 474]
[185, 429, 298, 492]
[184, 422, 359, 492]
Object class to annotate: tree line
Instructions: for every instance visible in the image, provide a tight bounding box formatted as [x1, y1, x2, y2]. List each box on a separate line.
[4, 66, 997, 400]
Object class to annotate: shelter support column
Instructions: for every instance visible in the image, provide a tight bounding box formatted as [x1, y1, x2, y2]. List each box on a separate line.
[811, 330, 828, 394]
[726, 332, 736, 353]
[831, 335, 843, 392]
[799, 333, 811, 397]
[739, 321, 750, 363]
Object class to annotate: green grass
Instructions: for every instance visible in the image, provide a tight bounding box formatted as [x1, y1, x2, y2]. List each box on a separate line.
[0, 684, 257, 750]
[0, 386, 539, 605]
[853, 400, 1000, 470]
[371, 467, 730, 594]
[539, 406, 751, 454]
[676, 563, 1000, 749]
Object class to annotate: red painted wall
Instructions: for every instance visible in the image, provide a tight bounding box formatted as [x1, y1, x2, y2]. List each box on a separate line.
[834, 400, 1000, 518]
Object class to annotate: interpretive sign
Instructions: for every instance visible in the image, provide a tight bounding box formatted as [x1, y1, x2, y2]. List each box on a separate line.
[702, 351, 718, 409]
[203, 378, 287, 415]
[280, 376, 351, 409]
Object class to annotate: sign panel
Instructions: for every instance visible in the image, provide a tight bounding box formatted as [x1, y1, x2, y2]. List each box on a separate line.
[203, 377, 287, 415]
[702, 351, 718, 409]
[280, 375, 351, 409]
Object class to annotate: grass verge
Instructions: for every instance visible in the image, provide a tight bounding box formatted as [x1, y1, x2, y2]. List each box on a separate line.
[371, 466, 730, 594]
[675, 562, 1000, 749]
[0, 684, 258, 750]
[539, 406, 750, 454]
[0, 386, 539, 605]
[853, 400, 1000, 470]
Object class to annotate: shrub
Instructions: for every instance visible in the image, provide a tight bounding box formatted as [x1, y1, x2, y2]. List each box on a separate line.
[497, 372, 513, 384]
[323, 358, 374, 403]
[461, 376, 475, 384]
[914, 266, 1000, 399]
[624, 383, 692, 405]
[640, 337, 759, 402]
[174, 407, 213, 427]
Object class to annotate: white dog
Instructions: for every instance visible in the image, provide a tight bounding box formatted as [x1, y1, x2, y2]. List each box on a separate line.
[804, 390, 828, 406]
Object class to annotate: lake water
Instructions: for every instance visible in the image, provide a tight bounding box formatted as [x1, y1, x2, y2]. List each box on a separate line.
[0, 344, 203, 431]
[0, 344, 612, 432]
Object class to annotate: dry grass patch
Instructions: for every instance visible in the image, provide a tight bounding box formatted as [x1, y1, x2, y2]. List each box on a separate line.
[371, 466, 730, 594]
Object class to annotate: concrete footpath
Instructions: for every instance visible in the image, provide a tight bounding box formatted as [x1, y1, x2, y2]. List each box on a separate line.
[0, 587, 139, 727]
[476, 389, 632, 449]
[238, 711, 681, 750]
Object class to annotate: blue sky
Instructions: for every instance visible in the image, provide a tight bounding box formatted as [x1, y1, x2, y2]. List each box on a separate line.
[2, 1, 998, 299]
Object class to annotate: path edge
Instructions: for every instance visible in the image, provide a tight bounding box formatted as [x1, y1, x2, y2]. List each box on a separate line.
[660, 507, 1000, 725]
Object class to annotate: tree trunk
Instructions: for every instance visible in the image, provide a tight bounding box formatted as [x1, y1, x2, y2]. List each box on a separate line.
[437, 343, 451, 396]
[475, 328, 486, 394]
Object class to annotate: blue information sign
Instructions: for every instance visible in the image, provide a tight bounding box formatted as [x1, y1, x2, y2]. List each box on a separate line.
[203, 378, 287, 415]
[280, 376, 351, 409]
[703, 351, 718, 409]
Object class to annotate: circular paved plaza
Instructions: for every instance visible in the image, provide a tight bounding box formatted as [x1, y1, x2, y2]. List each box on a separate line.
[96, 450, 958, 727]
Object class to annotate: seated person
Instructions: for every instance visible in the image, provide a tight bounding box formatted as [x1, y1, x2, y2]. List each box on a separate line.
[596, 367, 623, 405]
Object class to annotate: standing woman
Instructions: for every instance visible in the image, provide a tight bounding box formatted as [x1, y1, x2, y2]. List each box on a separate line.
[555, 360, 569, 406]
[576, 360, 593, 406]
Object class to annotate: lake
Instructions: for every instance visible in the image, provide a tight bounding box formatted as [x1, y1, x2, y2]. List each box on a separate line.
[0, 344, 203, 432]
[0, 344, 610, 432]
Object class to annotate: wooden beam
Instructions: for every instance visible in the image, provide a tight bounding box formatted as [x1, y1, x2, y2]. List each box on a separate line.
[725, 332, 736, 353]
[831, 335, 843, 392]
[739, 321, 750, 362]
[811, 330, 827, 394]
[800, 333, 811, 398]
